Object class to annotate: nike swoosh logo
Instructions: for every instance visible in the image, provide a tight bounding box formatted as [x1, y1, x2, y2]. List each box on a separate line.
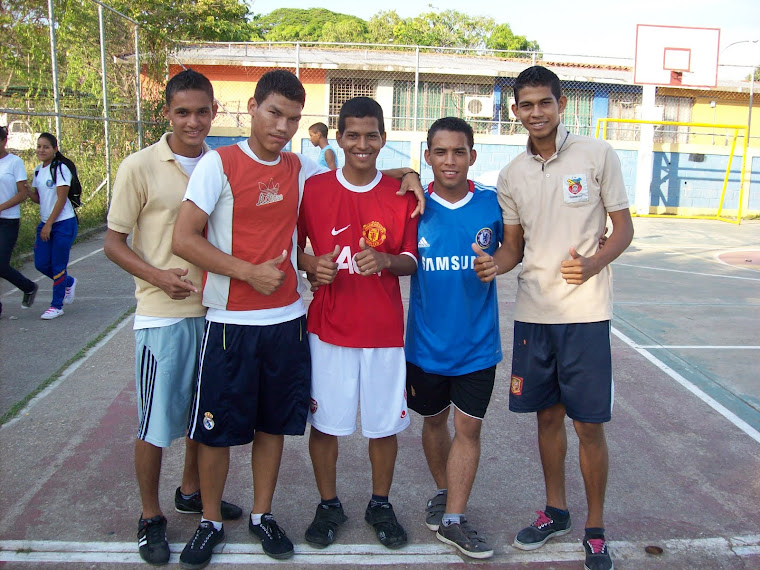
[331, 225, 350, 236]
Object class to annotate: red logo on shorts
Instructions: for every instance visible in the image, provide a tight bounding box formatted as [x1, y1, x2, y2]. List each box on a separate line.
[400, 409, 407, 419]
[510, 375, 523, 396]
[310, 398, 318, 414]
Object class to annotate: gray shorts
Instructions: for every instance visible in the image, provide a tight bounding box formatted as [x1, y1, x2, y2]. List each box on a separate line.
[134, 317, 205, 447]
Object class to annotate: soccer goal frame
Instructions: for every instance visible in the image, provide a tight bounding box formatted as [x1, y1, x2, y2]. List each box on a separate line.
[596, 118, 749, 224]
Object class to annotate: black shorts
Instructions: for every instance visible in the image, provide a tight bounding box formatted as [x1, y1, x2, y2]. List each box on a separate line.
[406, 362, 496, 420]
[188, 316, 311, 446]
[509, 321, 613, 423]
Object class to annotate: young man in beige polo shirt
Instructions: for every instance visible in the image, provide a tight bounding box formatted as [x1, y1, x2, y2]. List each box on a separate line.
[104, 69, 242, 566]
[474, 65, 633, 570]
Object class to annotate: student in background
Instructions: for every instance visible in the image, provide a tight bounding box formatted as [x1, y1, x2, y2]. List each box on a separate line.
[308, 122, 338, 170]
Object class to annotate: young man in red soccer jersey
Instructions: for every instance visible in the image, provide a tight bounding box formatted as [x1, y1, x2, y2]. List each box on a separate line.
[297, 97, 418, 550]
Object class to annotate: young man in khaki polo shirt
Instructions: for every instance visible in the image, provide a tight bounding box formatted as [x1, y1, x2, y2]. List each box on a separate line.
[105, 69, 242, 566]
[474, 65, 633, 570]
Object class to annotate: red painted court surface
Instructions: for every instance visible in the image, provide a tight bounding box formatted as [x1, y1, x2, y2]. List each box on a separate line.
[1, 218, 759, 568]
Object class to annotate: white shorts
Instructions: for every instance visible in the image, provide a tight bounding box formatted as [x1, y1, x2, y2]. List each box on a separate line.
[308, 334, 410, 438]
[134, 317, 205, 447]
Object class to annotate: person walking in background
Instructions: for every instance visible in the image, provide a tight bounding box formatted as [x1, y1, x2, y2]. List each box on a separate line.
[308, 122, 338, 170]
[28, 133, 77, 320]
[474, 65, 633, 570]
[405, 117, 502, 559]
[0, 125, 38, 319]
[104, 69, 242, 566]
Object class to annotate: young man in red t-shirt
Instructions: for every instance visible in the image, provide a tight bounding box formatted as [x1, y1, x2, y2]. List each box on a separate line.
[297, 97, 418, 550]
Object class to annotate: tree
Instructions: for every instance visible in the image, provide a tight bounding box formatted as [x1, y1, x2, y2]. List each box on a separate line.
[392, 10, 495, 49]
[486, 23, 540, 55]
[253, 8, 366, 42]
[366, 11, 403, 44]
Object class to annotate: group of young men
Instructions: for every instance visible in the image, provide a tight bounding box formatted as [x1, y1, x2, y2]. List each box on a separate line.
[106, 64, 632, 570]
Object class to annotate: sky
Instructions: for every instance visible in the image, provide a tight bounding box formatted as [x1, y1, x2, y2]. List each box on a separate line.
[248, 0, 760, 68]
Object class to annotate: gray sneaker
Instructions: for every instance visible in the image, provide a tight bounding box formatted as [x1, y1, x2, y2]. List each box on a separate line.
[425, 491, 447, 531]
[436, 518, 494, 559]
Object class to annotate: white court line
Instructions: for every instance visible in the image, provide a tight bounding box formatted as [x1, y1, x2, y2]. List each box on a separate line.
[611, 327, 760, 445]
[0, 315, 132, 431]
[1, 247, 105, 298]
[0, 536, 758, 564]
[614, 262, 760, 281]
[637, 345, 760, 349]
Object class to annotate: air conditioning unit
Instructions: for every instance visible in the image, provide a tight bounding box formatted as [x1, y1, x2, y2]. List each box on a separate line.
[464, 96, 493, 118]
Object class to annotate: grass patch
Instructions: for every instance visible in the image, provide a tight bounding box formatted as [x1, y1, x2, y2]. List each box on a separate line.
[0, 305, 136, 428]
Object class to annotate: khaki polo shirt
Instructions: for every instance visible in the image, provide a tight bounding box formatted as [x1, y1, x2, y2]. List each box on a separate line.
[107, 133, 208, 318]
[497, 123, 629, 324]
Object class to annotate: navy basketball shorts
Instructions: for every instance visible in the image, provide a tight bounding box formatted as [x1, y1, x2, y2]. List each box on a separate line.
[509, 321, 613, 423]
[406, 362, 496, 420]
[188, 316, 311, 446]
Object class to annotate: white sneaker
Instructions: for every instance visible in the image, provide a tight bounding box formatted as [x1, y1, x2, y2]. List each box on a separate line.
[41, 307, 64, 320]
[63, 277, 77, 305]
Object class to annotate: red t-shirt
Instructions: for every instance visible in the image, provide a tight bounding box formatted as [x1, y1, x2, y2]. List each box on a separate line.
[298, 170, 418, 348]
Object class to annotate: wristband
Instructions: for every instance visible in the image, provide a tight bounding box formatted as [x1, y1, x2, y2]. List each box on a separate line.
[401, 170, 420, 180]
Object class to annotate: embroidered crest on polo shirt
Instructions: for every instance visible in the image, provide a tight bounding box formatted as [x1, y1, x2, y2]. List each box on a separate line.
[475, 227, 493, 249]
[563, 174, 589, 204]
[203, 411, 215, 430]
[362, 221, 387, 247]
[256, 178, 284, 206]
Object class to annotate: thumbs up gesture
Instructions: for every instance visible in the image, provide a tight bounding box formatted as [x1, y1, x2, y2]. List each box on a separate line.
[354, 237, 388, 276]
[560, 247, 599, 285]
[472, 243, 498, 283]
[245, 249, 287, 295]
[313, 244, 341, 286]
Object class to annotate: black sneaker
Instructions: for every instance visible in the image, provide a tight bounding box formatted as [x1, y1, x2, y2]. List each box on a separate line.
[249, 513, 294, 559]
[137, 515, 170, 566]
[21, 283, 38, 309]
[583, 535, 614, 570]
[174, 486, 243, 520]
[425, 491, 447, 531]
[436, 518, 494, 559]
[179, 521, 224, 570]
[513, 510, 572, 551]
[364, 501, 407, 549]
[305, 503, 348, 547]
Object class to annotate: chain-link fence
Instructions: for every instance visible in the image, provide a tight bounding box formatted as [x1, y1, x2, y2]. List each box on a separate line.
[2, 2, 759, 243]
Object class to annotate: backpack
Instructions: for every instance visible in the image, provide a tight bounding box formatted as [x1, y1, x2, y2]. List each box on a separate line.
[35, 154, 82, 208]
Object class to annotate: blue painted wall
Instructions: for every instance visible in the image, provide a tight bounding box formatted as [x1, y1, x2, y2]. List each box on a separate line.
[650, 151, 759, 210]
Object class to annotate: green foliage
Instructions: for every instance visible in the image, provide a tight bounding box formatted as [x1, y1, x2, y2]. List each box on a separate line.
[486, 23, 540, 54]
[253, 8, 367, 43]
[392, 10, 494, 49]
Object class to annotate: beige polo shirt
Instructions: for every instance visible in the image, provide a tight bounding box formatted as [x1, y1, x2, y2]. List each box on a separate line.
[497, 123, 629, 324]
[107, 133, 207, 318]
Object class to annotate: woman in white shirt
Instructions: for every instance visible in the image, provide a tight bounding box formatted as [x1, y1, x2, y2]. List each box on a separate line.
[0, 125, 38, 318]
[28, 132, 78, 320]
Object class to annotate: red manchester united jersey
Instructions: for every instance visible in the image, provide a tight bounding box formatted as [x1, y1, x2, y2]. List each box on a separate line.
[298, 169, 418, 348]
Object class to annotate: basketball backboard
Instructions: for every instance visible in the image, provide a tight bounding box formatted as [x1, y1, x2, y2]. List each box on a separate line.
[634, 24, 720, 88]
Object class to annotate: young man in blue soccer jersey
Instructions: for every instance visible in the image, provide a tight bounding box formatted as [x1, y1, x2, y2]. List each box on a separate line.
[474, 66, 633, 570]
[405, 117, 503, 559]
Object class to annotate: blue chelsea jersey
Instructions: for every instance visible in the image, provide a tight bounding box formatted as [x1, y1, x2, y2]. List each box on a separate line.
[405, 181, 503, 375]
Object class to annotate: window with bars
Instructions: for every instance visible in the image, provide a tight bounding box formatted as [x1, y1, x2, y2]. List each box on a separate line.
[561, 89, 594, 136]
[392, 80, 492, 133]
[654, 95, 693, 143]
[328, 78, 377, 129]
[607, 92, 643, 141]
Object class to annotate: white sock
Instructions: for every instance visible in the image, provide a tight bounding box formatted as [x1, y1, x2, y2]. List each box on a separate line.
[201, 517, 222, 531]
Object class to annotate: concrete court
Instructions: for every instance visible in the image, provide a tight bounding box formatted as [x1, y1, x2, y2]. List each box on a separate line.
[0, 218, 759, 569]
